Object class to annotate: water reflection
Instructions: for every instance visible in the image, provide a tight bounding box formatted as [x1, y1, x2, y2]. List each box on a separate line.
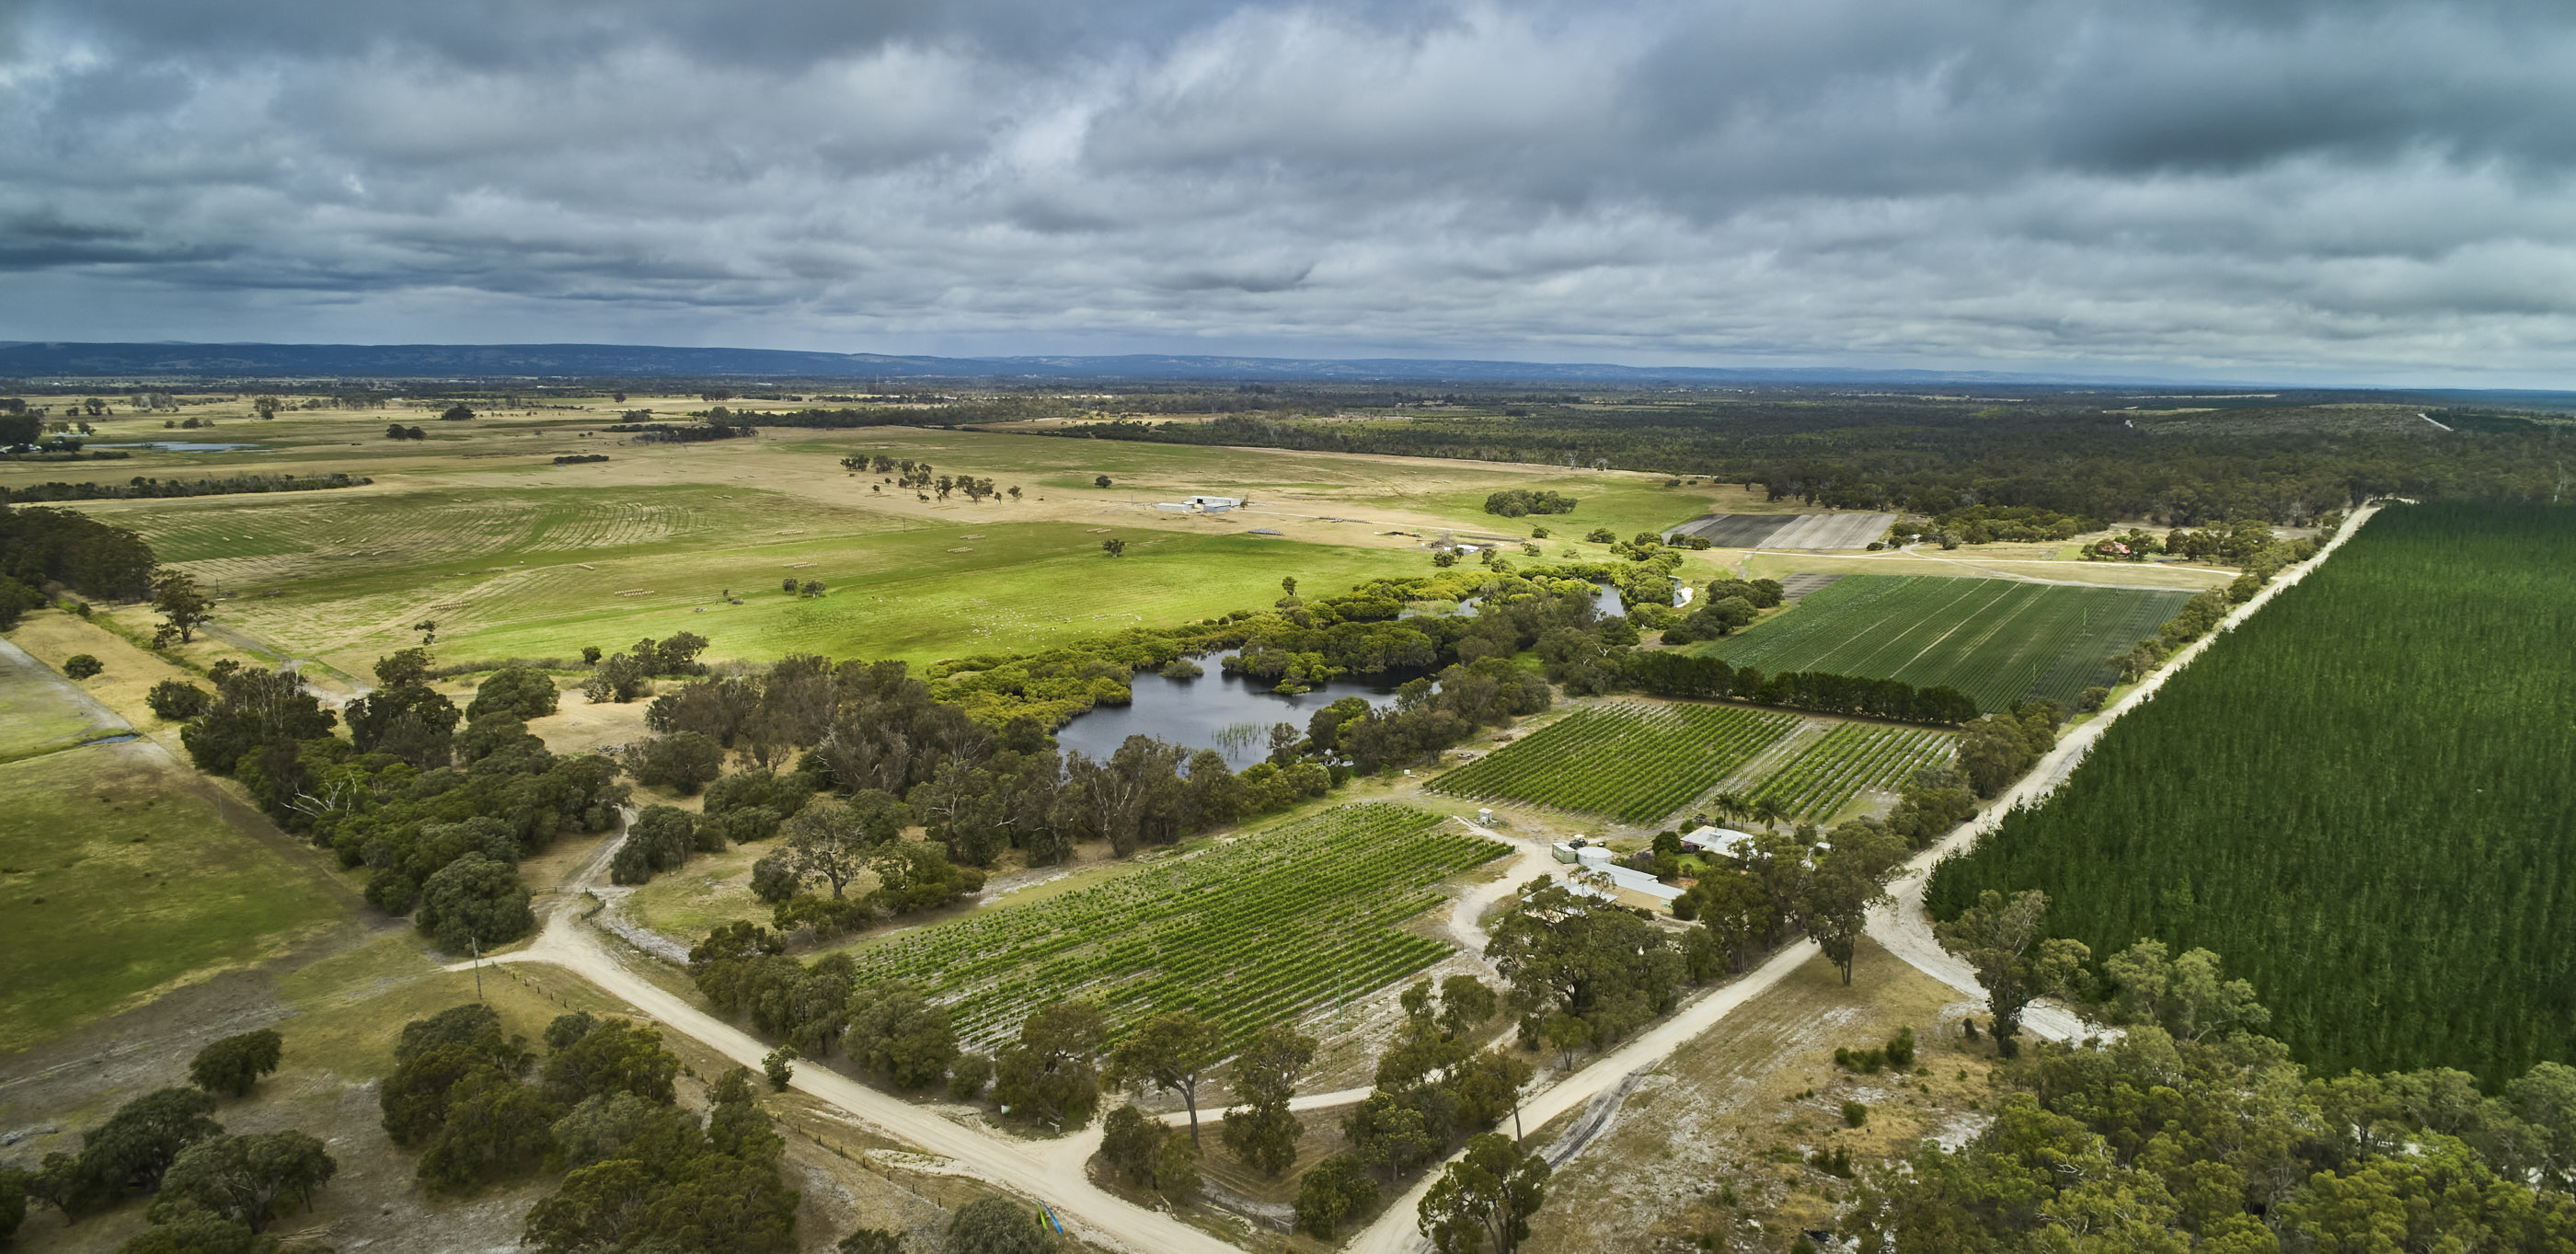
[1053, 661, 1403, 771]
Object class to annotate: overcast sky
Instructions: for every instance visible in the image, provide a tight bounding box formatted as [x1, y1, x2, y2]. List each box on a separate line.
[5, 0, 2572, 384]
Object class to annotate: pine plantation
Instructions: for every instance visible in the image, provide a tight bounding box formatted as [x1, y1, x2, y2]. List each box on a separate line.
[1927, 502, 2576, 1084]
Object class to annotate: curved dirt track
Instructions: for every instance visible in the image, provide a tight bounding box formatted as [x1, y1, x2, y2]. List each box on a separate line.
[469, 878, 1241, 1254]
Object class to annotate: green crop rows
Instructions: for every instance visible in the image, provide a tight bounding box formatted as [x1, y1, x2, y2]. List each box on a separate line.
[1700, 575, 2193, 709]
[1429, 701, 1797, 824]
[1926, 504, 2576, 1084]
[1745, 723, 1954, 821]
[845, 803, 1504, 1050]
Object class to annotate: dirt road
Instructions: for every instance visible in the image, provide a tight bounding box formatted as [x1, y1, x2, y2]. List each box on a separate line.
[1343, 941, 1820, 1254]
[465, 820, 1240, 1254]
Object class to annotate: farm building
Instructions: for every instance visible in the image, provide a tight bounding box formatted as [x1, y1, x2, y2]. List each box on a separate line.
[1552, 840, 1614, 866]
[1682, 826, 1760, 858]
[1562, 864, 1685, 910]
[1552, 841, 1685, 910]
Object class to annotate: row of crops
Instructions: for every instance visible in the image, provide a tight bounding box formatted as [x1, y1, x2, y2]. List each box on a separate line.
[1926, 503, 2576, 1085]
[1428, 702, 1796, 823]
[842, 803, 1506, 1050]
[1701, 575, 2194, 708]
[1744, 723, 1955, 821]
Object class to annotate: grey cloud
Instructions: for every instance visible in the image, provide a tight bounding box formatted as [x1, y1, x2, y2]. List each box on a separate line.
[1, 0, 2573, 383]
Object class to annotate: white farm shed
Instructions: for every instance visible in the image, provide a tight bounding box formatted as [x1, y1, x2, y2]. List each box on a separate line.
[1562, 863, 1685, 907]
[1682, 826, 1760, 858]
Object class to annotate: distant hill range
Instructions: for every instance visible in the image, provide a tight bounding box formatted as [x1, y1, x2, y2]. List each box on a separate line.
[0, 340, 2206, 386]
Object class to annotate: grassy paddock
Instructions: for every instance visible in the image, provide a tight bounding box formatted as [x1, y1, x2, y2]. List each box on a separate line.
[0, 742, 344, 1055]
[37, 410, 1758, 670]
[0, 641, 124, 761]
[1697, 574, 2193, 709]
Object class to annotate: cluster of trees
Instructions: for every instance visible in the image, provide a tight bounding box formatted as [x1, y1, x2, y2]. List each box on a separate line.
[2111, 587, 2236, 682]
[692, 930, 1149, 1120]
[0, 471, 371, 504]
[1481, 489, 1578, 517]
[385, 422, 431, 439]
[607, 420, 756, 443]
[1294, 977, 1535, 1237]
[1668, 818, 1913, 984]
[750, 790, 987, 935]
[0, 574, 43, 630]
[8, 1031, 329, 1250]
[1953, 700, 2067, 797]
[1925, 503, 2099, 543]
[0, 503, 157, 604]
[374, 1004, 799, 1252]
[1622, 651, 1981, 724]
[829, 454, 1016, 502]
[1857, 921, 2576, 1250]
[629, 654, 1363, 916]
[551, 454, 608, 466]
[1047, 1008, 1255, 1200]
[164, 651, 623, 954]
[1653, 576, 1785, 643]
[581, 632, 709, 705]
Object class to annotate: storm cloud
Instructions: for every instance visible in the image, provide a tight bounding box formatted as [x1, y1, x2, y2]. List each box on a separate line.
[5, 0, 2572, 383]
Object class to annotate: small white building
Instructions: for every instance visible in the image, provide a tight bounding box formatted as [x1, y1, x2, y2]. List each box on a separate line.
[1551, 841, 1616, 866]
[1681, 826, 1760, 858]
[1562, 864, 1686, 907]
[1550, 841, 1685, 910]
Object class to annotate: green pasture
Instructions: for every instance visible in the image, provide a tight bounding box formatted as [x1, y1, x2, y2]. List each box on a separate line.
[61, 420, 1740, 670]
[0, 742, 343, 1055]
[1409, 477, 1728, 544]
[1697, 575, 2193, 709]
[0, 642, 127, 762]
[118, 481, 893, 570]
[277, 523, 1433, 666]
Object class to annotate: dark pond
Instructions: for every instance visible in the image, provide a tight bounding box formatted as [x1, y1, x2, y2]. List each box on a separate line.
[1053, 660, 1404, 771]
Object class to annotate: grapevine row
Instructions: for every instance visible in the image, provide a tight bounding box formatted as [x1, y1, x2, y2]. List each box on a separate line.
[1427, 701, 1797, 823]
[1744, 723, 1954, 820]
[842, 803, 1505, 1050]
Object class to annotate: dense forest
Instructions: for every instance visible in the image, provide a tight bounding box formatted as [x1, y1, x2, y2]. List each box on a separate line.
[1927, 502, 2576, 1084]
[1039, 397, 2570, 525]
[1846, 943, 2576, 1251]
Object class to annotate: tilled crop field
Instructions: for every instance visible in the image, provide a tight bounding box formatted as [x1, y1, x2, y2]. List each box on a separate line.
[1699, 574, 2191, 709]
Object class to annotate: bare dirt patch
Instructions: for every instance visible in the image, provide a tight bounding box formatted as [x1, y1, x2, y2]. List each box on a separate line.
[1521, 939, 1995, 1254]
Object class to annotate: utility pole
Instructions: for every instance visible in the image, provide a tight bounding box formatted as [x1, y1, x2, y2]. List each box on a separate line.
[471, 934, 483, 1002]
